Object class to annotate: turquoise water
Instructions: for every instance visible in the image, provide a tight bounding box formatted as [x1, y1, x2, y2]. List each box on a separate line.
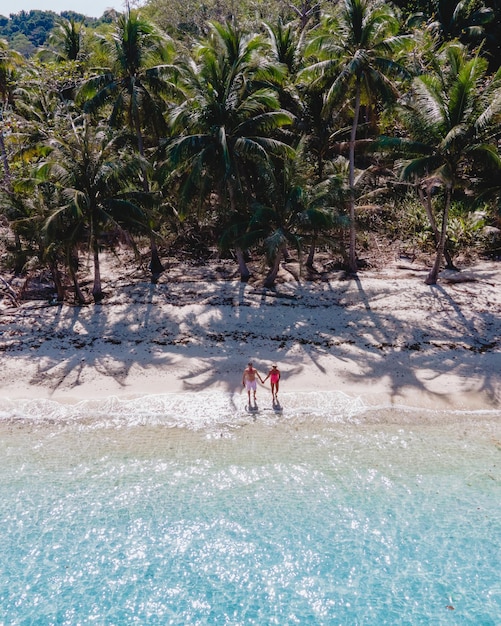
[0, 392, 500, 625]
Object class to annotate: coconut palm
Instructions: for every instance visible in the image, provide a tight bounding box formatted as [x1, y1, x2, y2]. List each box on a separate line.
[302, 0, 410, 273]
[262, 18, 306, 118]
[264, 18, 305, 77]
[17, 182, 80, 302]
[389, 45, 501, 283]
[37, 17, 84, 64]
[38, 115, 153, 302]
[301, 157, 351, 267]
[78, 10, 178, 282]
[0, 39, 24, 191]
[237, 163, 304, 287]
[263, 16, 337, 184]
[163, 20, 294, 281]
[240, 155, 347, 286]
[428, 0, 494, 48]
[0, 39, 29, 273]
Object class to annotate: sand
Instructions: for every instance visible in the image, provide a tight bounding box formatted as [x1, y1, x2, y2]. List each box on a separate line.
[1, 256, 500, 412]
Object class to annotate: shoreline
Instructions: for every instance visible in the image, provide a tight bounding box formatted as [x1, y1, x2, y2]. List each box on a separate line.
[1, 260, 500, 413]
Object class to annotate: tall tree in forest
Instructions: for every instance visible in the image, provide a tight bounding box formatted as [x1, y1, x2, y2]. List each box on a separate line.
[164, 20, 294, 281]
[302, 0, 410, 273]
[78, 10, 177, 282]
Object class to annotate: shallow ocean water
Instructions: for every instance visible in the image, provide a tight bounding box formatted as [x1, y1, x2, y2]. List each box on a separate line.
[0, 391, 500, 625]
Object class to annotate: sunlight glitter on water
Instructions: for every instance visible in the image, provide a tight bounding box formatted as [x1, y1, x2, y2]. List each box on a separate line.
[0, 392, 500, 625]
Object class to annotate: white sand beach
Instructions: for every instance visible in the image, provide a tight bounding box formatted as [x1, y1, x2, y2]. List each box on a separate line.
[1, 256, 500, 411]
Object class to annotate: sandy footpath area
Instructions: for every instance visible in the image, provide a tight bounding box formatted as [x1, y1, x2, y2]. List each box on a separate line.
[1, 258, 500, 412]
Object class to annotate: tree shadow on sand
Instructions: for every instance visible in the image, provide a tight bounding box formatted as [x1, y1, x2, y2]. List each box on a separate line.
[4, 269, 499, 407]
[171, 273, 501, 407]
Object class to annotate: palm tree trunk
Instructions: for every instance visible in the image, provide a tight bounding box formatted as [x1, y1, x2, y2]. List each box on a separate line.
[418, 184, 437, 234]
[134, 111, 164, 283]
[264, 246, 284, 288]
[72, 272, 86, 304]
[348, 77, 361, 274]
[12, 230, 24, 275]
[236, 248, 251, 282]
[227, 181, 251, 281]
[49, 261, 65, 302]
[425, 186, 451, 285]
[92, 242, 104, 302]
[306, 238, 316, 268]
[68, 250, 86, 304]
[418, 185, 456, 270]
[317, 154, 324, 182]
[0, 128, 11, 190]
[149, 235, 163, 283]
[0, 131, 23, 272]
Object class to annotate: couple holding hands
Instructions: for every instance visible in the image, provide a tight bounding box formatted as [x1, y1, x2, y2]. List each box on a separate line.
[242, 362, 280, 405]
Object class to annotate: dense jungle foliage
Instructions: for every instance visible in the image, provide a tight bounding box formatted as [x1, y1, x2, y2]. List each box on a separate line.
[1, 0, 500, 303]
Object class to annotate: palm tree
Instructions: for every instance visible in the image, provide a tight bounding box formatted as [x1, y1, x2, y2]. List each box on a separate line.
[78, 10, 177, 282]
[163, 20, 294, 281]
[0, 39, 24, 192]
[264, 17, 345, 186]
[238, 162, 304, 287]
[428, 0, 494, 48]
[39, 115, 153, 302]
[20, 183, 79, 302]
[302, 0, 410, 273]
[262, 18, 306, 118]
[240, 155, 347, 286]
[389, 44, 501, 284]
[264, 19, 305, 77]
[0, 39, 28, 273]
[38, 17, 84, 63]
[301, 157, 351, 267]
